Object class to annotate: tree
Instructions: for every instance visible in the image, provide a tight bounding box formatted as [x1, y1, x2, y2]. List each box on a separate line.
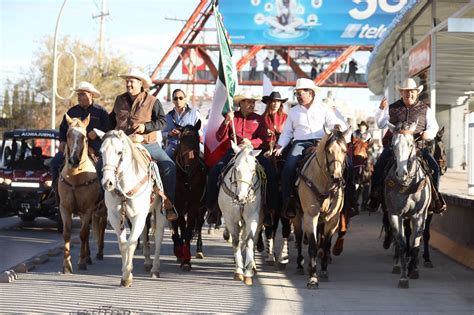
[32, 36, 132, 127]
[3, 89, 11, 118]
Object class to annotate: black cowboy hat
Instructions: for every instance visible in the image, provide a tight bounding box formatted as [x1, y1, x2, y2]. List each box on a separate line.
[261, 91, 288, 104]
[358, 121, 368, 128]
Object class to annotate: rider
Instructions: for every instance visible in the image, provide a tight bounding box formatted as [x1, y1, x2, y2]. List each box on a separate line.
[109, 68, 178, 221]
[353, 121, 372, 141]
[205, 92, 279, 227]
[162, 88, 202, 158]
[49, 82, 110, 210]
[366, 77, 447, 214]
[274, 78, 348, 219]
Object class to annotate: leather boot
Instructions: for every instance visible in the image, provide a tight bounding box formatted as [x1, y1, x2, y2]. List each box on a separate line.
[164, 198, 179, 221]
[433, 191, 447, 214]
[206, 204, 219, 225]
[263, 209, 273, 227]
[282, 198, 296, 219]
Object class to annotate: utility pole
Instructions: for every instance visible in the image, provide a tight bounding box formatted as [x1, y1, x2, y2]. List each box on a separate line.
[93, 0, 109, 69]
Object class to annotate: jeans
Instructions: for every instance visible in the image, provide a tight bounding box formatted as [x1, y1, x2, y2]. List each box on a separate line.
[205, 148, 279, 210]
[164, 143, 177, 159]
[50, 151, 103, 182]
[281, 140, 316, 202]
[371, 146, 440, 191]
[142, 143, 176, 203]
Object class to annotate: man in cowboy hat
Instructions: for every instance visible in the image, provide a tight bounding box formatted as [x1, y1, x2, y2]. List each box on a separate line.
[366, 77, 446, 214]
[48, 82, 110, 212]
[109, 68, 178, 221]
[274, 78, 348, 219]
[353, 121, 371, 141]
[205, 92, 279, 226]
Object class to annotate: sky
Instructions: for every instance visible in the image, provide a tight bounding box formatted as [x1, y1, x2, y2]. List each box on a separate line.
[0, 0, 379, 112]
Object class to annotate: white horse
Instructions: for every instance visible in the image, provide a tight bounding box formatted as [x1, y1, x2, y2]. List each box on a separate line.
[98, 129, 167, 287]
[218, 141, 262, 286]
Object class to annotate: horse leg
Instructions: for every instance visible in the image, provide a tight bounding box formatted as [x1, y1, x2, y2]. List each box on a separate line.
[61, 207, 73, 274]
[195, 207, 205, 259]
[332, 212, 347, 256]
[243, 219, 258, 285]
[121, 211, 148, 287]
[142, 215, 152, 272]
[226, 221, 243, 281]
[305, 213, 320, 289]
[181, 210, 195, 271]
[423, 213, 434, 268]
[171, 219, 183, 263]
[264, 223, 275, 265]
[389, 215, 409, 288]
[78, 211, 93, 270]
[321, 213, 341, 280]
[361, 183, 370, 209]
[403, 218, 412, 258]
[93, 215, 107, 260]
[293, 216, 304, 273]
[151, 206, 167, 278]
[408, 213, 426, 279]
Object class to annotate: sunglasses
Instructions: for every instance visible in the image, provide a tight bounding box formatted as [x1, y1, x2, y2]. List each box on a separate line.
[293, 89, 311, 96]
[173, 96, 185, 101]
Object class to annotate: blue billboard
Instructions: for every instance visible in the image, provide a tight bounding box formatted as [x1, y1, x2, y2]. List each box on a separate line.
[219, 0, 408, 45]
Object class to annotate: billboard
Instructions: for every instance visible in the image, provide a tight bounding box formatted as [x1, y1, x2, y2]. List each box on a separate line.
[219, 0, 408, 45]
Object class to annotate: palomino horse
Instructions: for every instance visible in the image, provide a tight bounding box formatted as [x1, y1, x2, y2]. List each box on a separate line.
[218, 141, 262, 285]
[352, 136, 373, 210]
[295, 126, 350, 289]
[58, 114, 106, 273]
[171, 121, 207, 270]
[99, 130, 167, 287]
[384, 121, 431, 288]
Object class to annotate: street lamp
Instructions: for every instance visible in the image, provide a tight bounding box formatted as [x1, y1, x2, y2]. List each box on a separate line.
[51, 0, 68, 156]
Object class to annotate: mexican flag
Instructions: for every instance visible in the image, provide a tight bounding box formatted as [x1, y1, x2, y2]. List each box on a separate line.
[204, 0, 238, 167]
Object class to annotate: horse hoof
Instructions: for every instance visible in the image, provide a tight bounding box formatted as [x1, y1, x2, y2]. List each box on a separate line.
[96, 253, 104, 261]
[144, 264, 152, 272]
[233, 273, 244, 281]
[120, 279, 133, 287]
[195, 252, 204, 259]
[424, 261, 434, 268]
[288, 233, 295, 242]
[85, 257, 92, 265]
[208, 227, 214, 235]
[151, 272, 160, 278]
[243, 277, 253, 286]
[176, 257, 182, 264]
[223, 229, 230, 241]
[307, 277, 319, 289]
[78, 263, 87, 270]
[409, 269, 419, 279]
[398, 279, 409, 289]
[392, 266, 401, 274]
[278, 256, 289, 265]
[63, 266, 73, 274]
[277, 262, 287, 270]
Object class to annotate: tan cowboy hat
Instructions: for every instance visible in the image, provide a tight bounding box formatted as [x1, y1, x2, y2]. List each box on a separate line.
[397, 78, 423, 93]
[74, 81, 101, 98]
[293, 78, 320, 93]
[119, 68, 152, 89]
[233, 91, 261, 106]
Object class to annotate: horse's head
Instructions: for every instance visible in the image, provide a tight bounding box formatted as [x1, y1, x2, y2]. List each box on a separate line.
[321, 125, 350, 187]
[388, 121, 417, 182]
[176, 120, 201, 173]
[65, 114, 90, 168]
[352, 137, 373, 183]
[434, 126, 447, 175]
[99, 130, 130, 191]
[231, 141, 261, 203]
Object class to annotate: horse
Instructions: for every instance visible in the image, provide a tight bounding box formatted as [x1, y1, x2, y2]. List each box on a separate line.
[58, 114, 106, 274]
[294, 126, 350, 288]
[218, 141, 262, 286]
[171, 120, 207, 270]
[352, 136, 373, 211]
[384, 121, 431, 288]
[427, 126, 447, 175]
[99, 130, 167, 287]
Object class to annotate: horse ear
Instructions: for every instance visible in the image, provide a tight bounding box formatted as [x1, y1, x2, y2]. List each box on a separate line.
[250, 149, 261, 157]
[195, 119, 201, 131]
[438, 126, 445, 138]
[323, 125, 331, 135]
[94, 128, 105, 140]
[82, 114, 91, 127]
[65, 114, 74, 126]
[231, 140, 240, 154]
[387, 122, 396, 132]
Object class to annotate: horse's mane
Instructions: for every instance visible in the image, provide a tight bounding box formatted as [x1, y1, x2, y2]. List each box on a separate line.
[104, 130, 149, 174]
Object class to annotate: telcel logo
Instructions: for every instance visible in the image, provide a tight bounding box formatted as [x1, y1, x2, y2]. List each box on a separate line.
[341, 23, 388, 39]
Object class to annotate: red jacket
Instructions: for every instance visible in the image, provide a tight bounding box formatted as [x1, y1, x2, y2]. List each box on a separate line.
[264, 111, 287, 143]
[217, 111, 268, 149]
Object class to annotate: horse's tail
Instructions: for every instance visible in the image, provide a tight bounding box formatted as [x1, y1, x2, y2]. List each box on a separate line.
[92, 214, 101, 243]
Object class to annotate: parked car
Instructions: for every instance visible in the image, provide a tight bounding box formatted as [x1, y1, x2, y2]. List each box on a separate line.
[0, 129, 62, 231]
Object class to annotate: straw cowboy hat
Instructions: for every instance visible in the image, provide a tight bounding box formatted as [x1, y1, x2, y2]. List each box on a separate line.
[119, 68, 152, 89]
[293, 78, 320, 93]
[397, 78, 423, 93]
[74, 81, 101, 98]
[233, 91, 261, 106]
[261, 91, 288, 104]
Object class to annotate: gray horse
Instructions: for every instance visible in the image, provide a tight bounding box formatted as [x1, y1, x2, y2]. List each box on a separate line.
[384, 121, 431, 288]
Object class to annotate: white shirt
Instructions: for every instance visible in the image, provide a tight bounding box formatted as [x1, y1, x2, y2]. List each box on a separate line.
[278, 100, 348, 149]
[375, 101, 439, 140]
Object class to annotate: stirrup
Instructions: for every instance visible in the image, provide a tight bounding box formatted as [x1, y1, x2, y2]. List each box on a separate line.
[165, 204, 179, 221]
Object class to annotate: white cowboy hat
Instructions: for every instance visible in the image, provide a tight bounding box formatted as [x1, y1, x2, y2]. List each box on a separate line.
[397, 78, 423, 93]
[293, 78, 320, 92]
[233, 91, 261, 106]
[119, 68, 152, 89]
[74, 81, 101, 98]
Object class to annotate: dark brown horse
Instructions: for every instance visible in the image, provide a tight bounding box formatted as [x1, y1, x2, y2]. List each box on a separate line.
[171, 121, 207, 270]
[58, 114, 106, 273]
[352, 137, 373, 210]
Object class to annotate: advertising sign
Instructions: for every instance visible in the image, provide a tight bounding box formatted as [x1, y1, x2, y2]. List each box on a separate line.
[219, 0, 408, 45]
[409, 35, 431, 76]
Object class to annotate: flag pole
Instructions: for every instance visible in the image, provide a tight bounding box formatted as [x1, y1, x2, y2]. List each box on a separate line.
[213, 0, 237, 145]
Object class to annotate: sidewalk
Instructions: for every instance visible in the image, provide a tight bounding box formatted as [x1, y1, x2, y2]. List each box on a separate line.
[439, 168, 473, 201]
